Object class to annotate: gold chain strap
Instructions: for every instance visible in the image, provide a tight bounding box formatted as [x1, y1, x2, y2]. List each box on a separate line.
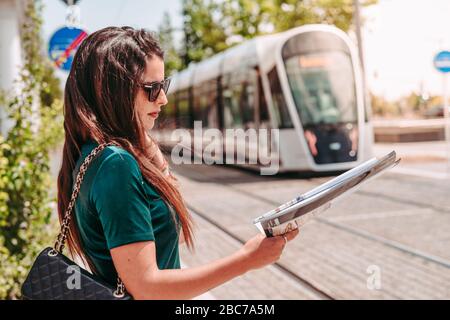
[52, 142, 126, 298]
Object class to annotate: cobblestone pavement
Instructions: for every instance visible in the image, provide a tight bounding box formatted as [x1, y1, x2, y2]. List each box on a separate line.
[374, 141, 450, 179]
[175, 160, 450, 299]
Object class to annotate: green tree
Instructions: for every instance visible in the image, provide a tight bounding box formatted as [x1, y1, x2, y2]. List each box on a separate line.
[370, 93, 401, 117]
[269, 0, 377, 33]
[175, 0, 378, 68]
[181, 0, 228, 66]
[0, 0, 63, 299]
[220, 0, 274, 42]
[158, 12, 183, 75]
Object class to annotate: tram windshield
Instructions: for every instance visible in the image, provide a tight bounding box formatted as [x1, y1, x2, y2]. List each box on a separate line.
[281, 31, 359, 164]
[284, 51, 357, 127]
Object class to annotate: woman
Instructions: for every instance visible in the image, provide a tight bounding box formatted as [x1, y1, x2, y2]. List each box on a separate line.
[57, 26, 299, 300]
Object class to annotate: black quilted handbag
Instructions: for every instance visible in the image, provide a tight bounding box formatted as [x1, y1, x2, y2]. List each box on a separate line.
[21, 143, 132, 300]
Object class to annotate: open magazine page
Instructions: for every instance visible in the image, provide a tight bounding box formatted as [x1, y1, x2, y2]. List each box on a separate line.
[253, 157, 380, 224]
[254, 151, 397, 224]
[253, 151, 400, 237]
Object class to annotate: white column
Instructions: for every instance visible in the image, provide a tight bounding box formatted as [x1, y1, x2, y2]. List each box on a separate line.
[0, 0, 24, 137]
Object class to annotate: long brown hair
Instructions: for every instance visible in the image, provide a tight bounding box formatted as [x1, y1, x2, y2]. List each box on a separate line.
[57, 26, 194, 272]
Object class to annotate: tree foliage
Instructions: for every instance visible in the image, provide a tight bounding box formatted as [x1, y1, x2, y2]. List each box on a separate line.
[158, 12, 183, 76]
[180, 0, 228, 65]
[269, 0, 377, 33]
[159, 0, 378, 69]
[0, 0, 63, 299]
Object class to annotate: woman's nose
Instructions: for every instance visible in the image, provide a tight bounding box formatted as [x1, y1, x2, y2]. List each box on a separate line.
[158, 89, 168, 106]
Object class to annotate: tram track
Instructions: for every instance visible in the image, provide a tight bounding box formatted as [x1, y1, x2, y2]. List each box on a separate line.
[221, 180, 450, 269]
[173, 164, 450, 270]
[186, 203, 335, 300]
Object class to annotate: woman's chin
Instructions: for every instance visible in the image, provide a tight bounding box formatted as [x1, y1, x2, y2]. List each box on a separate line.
[146, 120, 155, 131]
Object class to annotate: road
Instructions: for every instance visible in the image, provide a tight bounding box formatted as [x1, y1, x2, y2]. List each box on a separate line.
[173, 143, 450, 299]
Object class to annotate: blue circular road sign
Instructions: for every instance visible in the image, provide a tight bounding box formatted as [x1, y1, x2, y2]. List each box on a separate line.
[48, 26, 88, 71]
[434, 51, 450, 73]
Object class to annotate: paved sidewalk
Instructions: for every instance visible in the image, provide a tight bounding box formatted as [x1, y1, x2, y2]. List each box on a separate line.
[374, 141, 450, 179]
[174, 162, 450, 299]
[179, 211, 323, 300]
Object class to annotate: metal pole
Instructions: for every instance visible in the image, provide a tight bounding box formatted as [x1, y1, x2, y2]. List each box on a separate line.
[353, 0, 374, 158]
[65, 1, 80, 27]
[353, 0, 372, 127]
[444, 74, 450, 176]
[353, 0, 365, 78]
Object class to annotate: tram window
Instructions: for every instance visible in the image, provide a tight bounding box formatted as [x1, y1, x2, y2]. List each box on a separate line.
[284, 51, 357, 126]
[220, 69, 258, 129]
[221, 73, 243, 128]
[257, 70, 270, 124]
[193, 80, 218, 128]
[177, 89, 191, 128]
[192, 84, 205, 124]
[240, 82, 253, 125]
[206, 79, 219, 128]
[240, 68, 257, 128]
[267, 67, 294, 129]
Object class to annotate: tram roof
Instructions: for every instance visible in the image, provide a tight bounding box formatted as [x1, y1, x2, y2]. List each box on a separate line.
[169, 24, 351, 92]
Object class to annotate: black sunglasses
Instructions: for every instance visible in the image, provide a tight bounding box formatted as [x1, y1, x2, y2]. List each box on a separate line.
[141, 78, 171, 102]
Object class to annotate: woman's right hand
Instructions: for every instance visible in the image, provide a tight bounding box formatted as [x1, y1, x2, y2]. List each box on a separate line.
[239, 229, 300, 271]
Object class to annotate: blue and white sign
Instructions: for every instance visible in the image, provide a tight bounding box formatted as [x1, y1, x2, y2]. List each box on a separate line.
[48, 26, 88, 72]
[434, 51, 450, 74]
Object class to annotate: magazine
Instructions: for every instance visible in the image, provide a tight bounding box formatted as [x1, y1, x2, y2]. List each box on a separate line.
[253, 151, 401, 237]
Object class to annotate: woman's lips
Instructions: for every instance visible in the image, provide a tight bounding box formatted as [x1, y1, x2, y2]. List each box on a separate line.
[148, 112, 159, 119]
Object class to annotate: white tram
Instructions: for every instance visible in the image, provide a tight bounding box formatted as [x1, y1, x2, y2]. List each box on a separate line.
[157, 24, 374, 173]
